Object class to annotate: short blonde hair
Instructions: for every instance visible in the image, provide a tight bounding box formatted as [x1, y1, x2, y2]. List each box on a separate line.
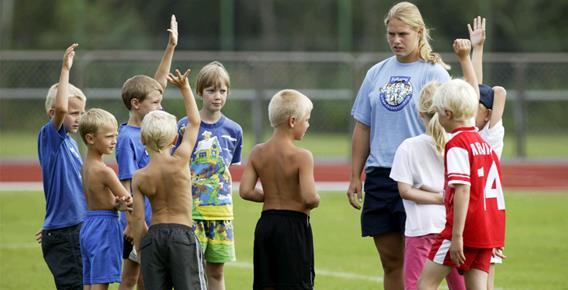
[418, 81, 446, 154]
[196, 61, 230, 96]
[268, 89, 313, 128]
[79, 108, 117, 144]
[45, 83, 87, 115]
[431, 79, 478, 122]
[141, 110, 178, 152]
[121, 75, 163, 110]
[384, 2, 450, 70]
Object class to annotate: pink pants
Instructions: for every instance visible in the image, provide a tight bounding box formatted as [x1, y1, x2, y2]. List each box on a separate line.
[404, 234, 465, 290]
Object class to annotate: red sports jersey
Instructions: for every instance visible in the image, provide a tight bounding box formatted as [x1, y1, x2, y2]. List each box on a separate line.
[439, 126, 506, 248]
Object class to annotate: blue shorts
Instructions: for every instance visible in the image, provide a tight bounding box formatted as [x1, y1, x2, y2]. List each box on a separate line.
[80, 210, 123, 285]
[361, 167, 406, 237]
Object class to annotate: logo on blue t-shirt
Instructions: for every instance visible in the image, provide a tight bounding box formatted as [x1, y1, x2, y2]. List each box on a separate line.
[379, 76, 413, 111]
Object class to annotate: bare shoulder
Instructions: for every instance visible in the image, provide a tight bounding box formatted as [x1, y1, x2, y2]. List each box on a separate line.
[248, 143, 266, 160]
[293, 147, 314, 162]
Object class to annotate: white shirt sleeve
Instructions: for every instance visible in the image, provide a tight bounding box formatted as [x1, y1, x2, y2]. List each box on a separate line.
[446, 147, 471, 186]
[390, 142, 413, 185]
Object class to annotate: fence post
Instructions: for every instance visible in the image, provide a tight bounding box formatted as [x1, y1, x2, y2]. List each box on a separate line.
[513, 61, 527, 159]
[249, 59, 264, 145]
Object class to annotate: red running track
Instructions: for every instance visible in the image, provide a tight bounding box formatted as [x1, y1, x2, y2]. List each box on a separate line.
[1, 161, 567, 190]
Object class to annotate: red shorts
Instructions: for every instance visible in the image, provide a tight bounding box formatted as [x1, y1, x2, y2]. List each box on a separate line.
[428, 237, 493, 273]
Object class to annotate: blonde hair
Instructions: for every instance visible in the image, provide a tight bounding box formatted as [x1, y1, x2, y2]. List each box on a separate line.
[79, 108, 117, 144]
[121, 75, 163, 110]
[384, 2, 450, 70]
[268, 89, 313, 128]
[418, 81, 446, 154]
[45, 83, 87, 115]
[141, 110, 178, 152]
[196, 61, 231, 96]
[431, 79, 478, 122]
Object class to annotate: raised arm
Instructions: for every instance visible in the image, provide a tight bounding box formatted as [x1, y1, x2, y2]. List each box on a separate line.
[239, 147, 264, 202]
[298, 149, 319, 209]
[154, 15, 178, 90]
[489, 86, 507, 128]
[468, 16, 486, 84]
[52, 43, 78, 130]
[347, 121, 370, 209]
[168, 69, 200, 158]
[453, 39, 479, 100]
[397, 182, 443, 205]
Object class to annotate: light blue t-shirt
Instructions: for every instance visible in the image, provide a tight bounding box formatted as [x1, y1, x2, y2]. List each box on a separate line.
[115, 123, 152, 226]
[351, 56, 450, 169]
[38, 120, 87, 230]
[177, 115, 243, 220]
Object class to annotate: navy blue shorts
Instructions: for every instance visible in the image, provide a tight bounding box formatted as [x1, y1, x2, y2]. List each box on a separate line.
[42, 224, 83, 290]
[361, 167, 406, 237]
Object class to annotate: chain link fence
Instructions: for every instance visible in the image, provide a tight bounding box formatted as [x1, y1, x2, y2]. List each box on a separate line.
[1, 51, 567, 160]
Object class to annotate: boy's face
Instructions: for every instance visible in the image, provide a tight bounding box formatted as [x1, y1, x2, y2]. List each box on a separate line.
[293, 112, 311, 141]
[88, 123, 118, 155]
[136, 91, 163, 117]
[475, 104, 491, 129]
[63, 97, 86, 133]
[201, 84, 228, 113]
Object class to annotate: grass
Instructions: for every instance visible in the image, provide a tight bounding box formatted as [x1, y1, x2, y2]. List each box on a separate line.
[1, 190, 567, 289]
[1, 131, 567, 160]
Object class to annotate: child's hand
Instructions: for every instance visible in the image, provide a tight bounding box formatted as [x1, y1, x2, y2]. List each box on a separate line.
[468, 16, 486, 48]
[35, 229, 42, 244]
[493, 247, 507, 260]
[62, 43, 78, 71]
[167, 69, 191, 89]
[450, 236, 465, 266]
[114, 196, 133, 212]
[168, 15, 178, 47]
[453, 39, 471, 60]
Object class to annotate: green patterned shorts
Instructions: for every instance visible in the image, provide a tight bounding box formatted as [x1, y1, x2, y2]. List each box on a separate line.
[193, 220, 236, 263]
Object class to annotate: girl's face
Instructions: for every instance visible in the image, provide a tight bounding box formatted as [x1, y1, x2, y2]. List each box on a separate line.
[386, 18, 421, 63]
[201, 84, 228, 113]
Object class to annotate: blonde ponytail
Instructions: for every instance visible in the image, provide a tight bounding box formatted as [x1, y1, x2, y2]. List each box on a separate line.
[428, 112, 447, 155]
[384, 2, 450, 70]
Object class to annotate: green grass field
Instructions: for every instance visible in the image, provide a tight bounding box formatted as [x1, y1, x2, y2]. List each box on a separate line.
[1, 131, 568, 160]
[1, 190, 567, 289]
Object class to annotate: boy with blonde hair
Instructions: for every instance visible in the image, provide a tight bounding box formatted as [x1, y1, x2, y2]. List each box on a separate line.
[116, 15, 178, 290]
[176, 61, 243, 290]
[418, 79, 506, 290]
[37, 43, 87, 290]
[239, 89, 320, 290]
[78, 108, 133, 289]
[127, 68, 206, 289]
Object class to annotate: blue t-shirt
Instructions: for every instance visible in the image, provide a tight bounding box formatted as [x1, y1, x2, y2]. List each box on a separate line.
[177, 115, 243, 220]
[351, 56, 450, 169]
[38, 120, 87, 230]
[115, 123, 152, 226]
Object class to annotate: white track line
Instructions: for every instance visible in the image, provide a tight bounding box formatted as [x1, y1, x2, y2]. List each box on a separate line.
[227, 261, 383, 283]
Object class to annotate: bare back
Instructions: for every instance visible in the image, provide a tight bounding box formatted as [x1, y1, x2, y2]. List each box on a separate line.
[133, 153, 193, 226]
[249, 137, 318, 214]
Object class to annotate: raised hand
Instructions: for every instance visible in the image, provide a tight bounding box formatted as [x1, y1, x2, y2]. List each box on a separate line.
[62, 43, 78, 71]
[168, 15, 178, 47]
[453, 39, 471, 60]
[167, 68, 191, 89]
[468, 16, 486, 48]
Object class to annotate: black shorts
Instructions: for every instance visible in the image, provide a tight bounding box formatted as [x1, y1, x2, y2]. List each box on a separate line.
[123, 237, 135, 260]
[140, 224, 207, 290]
[41, 223, 83, 290]
[254, 210, 314, 290]
[361, 167, 406, 237]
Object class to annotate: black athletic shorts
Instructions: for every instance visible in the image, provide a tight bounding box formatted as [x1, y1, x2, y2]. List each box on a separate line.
[42, 223, 83, 290]
[361, 167, 406, 237]
[254, 210, 315, 290]
[140, 224, 207, 290]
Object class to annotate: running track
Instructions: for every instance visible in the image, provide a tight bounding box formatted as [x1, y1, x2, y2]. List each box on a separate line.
[1, 161, 567, 190]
